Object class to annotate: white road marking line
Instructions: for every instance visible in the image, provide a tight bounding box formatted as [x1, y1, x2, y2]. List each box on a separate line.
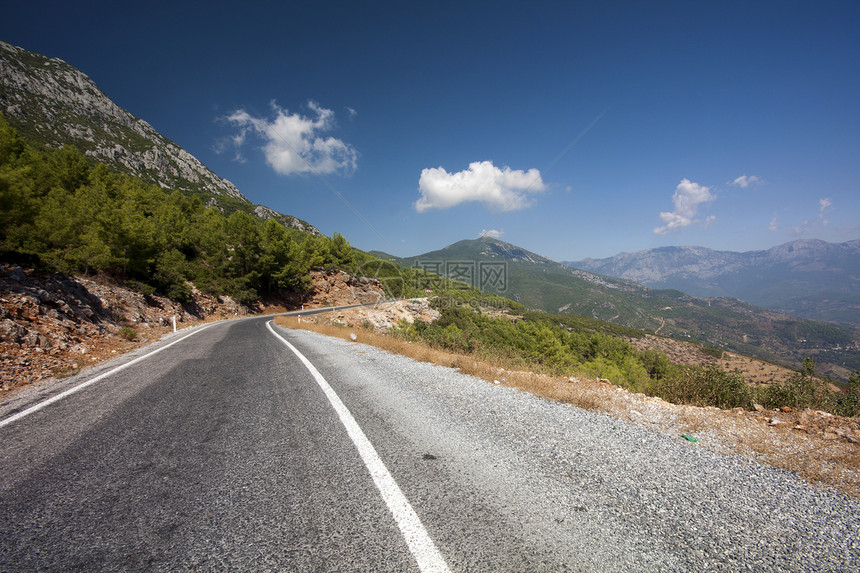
[0, 323, 216, 429]
[266, 321, 451, 573]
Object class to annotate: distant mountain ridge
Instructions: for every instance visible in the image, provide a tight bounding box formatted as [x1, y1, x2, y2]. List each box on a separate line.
[383, 237, 860, 380]
[565, 239, 860, 326]
[0, 40, 318, 234]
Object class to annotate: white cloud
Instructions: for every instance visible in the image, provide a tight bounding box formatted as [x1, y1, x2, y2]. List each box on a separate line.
[731, 175, 763, 188]
[653, 179, 716, 235]
[768, 214, 779, 232]
[415, 160, 546, 213]
[222, 100, 358, 175]
[479, 229, 504, 239]
[791, 197, 834, 235]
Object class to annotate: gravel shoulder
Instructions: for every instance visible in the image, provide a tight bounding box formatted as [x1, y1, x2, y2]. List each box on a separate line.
[281, 325, 860, 572]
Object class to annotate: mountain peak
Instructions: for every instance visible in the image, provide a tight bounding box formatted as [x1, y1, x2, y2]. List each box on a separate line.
[442, 236, 554, 265]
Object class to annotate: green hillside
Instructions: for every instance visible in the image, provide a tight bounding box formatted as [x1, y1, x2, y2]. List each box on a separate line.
[0, 116, 428, 305]
[388, 237, 860, 378]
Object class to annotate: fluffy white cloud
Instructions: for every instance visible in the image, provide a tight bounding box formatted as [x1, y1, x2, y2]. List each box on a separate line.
[223, 101, 358, 175]
[768, 214, 779, 232]
[479, 229, 504, 239]
[731, 175, 763, 188]
[415, 161, 546, 213]
[653, 179, 716, 235]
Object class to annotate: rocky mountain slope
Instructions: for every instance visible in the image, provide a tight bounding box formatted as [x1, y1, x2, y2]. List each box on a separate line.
[566, 239, 860, 325]
[0, 264, 385, 394]
[0, 40, 318, 234]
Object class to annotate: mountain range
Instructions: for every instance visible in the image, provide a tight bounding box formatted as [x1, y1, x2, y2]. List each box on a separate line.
[377, 237, 860, 380]
[565, 239, 860, 326]
[0, 40, 318, 235]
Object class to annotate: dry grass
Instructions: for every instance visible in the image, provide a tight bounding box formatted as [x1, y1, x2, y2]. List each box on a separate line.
[275, 315, 860, 499]
[718, 351, 799, 385]
[275, 316, 607, 412]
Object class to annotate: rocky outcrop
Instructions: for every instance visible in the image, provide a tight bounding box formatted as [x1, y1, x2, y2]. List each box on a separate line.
[253, 205, 321, 236]
[0, 264, 391, 394]
[317, 299, 440, 333]
[306, 270, 386, 307]
[0, 263, 250, 392]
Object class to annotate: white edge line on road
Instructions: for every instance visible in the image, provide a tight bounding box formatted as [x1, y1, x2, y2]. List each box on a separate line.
[0, 323, 217, 429]
[266, 320, 451, 573]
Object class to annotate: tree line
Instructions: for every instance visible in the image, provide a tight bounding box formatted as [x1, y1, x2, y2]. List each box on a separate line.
[0, 115, 359, 305]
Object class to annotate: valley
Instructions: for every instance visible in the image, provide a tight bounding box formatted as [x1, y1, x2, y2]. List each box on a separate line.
[379, 237, 860, 381]
[3, 38, 857, 383]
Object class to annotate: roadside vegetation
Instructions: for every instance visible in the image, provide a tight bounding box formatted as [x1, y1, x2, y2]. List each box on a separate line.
[283, 295, 860, 418]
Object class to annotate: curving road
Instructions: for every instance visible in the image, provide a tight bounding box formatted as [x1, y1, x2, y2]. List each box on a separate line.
[1, 316, 858, 572]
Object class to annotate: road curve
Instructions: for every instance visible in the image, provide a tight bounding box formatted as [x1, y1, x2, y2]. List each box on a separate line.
[1, 316, 858, 572]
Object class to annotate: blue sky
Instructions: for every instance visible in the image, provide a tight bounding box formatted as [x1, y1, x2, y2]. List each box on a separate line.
[3, 1, 858, 260]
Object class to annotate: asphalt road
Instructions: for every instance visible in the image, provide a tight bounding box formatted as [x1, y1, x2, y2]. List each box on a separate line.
[1, 316, 858, 572]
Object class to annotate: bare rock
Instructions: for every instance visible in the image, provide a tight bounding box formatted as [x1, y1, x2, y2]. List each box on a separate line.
[0, 319, 27, 343]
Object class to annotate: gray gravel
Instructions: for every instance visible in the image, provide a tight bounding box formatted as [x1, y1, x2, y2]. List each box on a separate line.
[283, 325, 860, 572]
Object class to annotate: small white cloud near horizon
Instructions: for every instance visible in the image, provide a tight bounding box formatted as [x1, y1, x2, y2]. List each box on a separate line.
[653, 179, 716, 235]
[479, 229, 504, 239]
[415, 160, 546, 213]
[221, 100, 358, 176]
[731, 175, 763, 188]
[791, 197, 834, 235]
[768, 214, 779, 232]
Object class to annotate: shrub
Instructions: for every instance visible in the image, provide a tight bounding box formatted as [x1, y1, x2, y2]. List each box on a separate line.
[647, 365, 753, 410]
[165, 281, 193, 304]
[755, 372, 829, 411]
[831, 371, 860, 418]
[422, 323, 476, 353]
[118, 327, 137, 341]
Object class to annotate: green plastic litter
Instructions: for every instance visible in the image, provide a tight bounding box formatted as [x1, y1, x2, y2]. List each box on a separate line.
[681, 434, 699, 443]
